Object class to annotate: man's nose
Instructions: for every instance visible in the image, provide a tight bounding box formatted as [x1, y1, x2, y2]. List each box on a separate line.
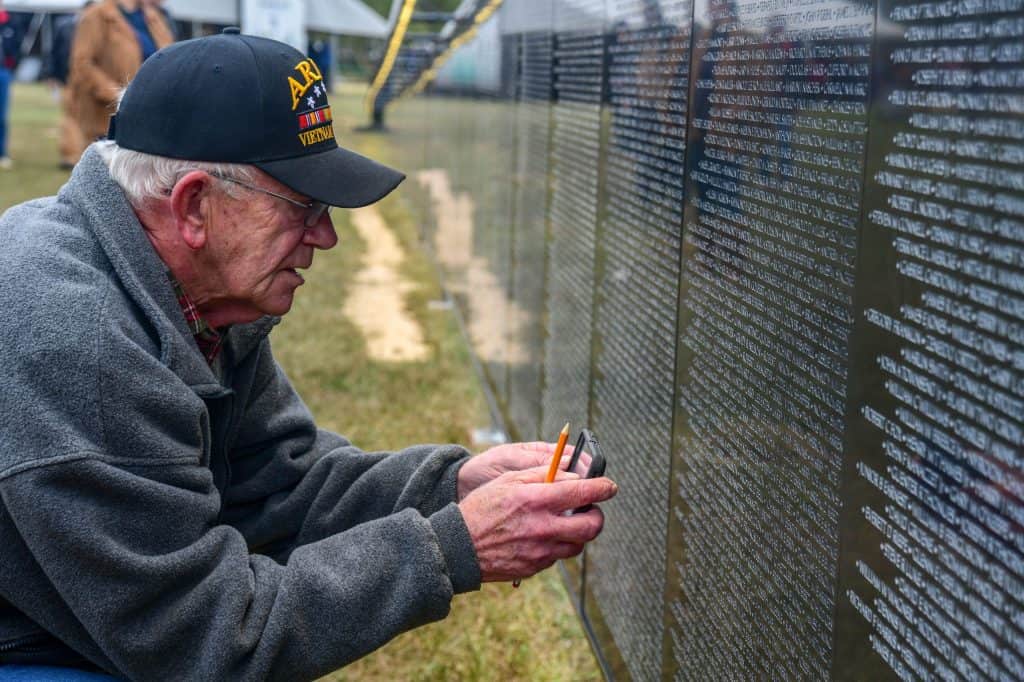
[303, 213, 339, 250]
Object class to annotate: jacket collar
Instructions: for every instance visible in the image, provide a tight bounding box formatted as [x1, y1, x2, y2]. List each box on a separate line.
[96, 0, 134, 26]
[94, 0, 170, 51]
[97, 0, 148, 24]
[62, 145, 279, 390]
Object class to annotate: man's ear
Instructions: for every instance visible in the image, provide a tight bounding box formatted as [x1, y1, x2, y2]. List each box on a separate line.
[168, 171, 216, 250]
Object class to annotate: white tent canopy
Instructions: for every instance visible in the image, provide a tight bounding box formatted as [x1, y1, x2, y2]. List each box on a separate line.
[2, 0, 388, 37]
[306, 0, 386, 36]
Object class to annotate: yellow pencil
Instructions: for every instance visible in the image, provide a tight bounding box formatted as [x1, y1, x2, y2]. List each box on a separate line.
[514, 422, 571, 588]
[545, 422, 571, 483]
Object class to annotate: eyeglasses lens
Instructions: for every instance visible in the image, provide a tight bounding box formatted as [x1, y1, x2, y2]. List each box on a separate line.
[305, 203, 330, 228]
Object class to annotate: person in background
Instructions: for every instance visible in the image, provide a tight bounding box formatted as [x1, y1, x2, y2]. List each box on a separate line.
[48, 1, 94, 168]
[0, 1, 16, 170]
[66, 0, 173, 161]
[308, 36, 332, 92]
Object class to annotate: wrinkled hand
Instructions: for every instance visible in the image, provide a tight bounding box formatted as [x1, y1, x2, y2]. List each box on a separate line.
[458, 465, 618, 582]
[458, 441, 569, 500]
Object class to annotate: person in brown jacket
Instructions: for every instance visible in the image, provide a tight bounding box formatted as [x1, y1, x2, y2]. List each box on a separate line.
[66, 0, 173, 163]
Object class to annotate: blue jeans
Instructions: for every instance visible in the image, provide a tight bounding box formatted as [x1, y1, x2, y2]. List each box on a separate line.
[0, 666, 117, 681]
[0, 66, 9, 158]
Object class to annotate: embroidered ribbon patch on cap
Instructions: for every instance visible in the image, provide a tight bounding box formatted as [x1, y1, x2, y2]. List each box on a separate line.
[288, 58, 334, 146]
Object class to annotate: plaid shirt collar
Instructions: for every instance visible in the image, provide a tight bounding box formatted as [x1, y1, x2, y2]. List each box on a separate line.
[168, 274, 224, 365]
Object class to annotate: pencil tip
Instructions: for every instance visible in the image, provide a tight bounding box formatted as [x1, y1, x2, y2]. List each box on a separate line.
[562, 422, 570, 433]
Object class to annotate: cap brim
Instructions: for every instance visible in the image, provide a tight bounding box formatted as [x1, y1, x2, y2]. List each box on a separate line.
[255, 146, 405, 208]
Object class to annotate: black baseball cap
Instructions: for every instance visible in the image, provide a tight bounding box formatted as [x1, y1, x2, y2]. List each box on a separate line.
[108, 28, 404, 208]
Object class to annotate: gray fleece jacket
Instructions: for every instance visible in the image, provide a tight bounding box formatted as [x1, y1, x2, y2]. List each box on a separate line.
[0, 147, 481, 680]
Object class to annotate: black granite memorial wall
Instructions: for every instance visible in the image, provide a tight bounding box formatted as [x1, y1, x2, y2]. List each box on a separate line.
[390, 0, 1024, 678]
[835, 1, 1024, 679]
[506, 1, 555, 441]
[585, 2, 692, 680]
[540, 0, 605, 443]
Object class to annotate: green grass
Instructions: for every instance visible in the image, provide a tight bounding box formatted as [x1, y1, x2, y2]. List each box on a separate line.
[1, 82, 601, 681]
[0, 84, 68, 207]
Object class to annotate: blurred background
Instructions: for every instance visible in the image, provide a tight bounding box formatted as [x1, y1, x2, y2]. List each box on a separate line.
[0, 0, 459, 82]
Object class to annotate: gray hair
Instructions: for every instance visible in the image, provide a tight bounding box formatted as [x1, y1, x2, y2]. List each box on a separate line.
[96, 140, 257, 205]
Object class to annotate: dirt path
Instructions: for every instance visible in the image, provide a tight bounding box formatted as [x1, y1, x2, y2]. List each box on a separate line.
[342, 205, 429, 362]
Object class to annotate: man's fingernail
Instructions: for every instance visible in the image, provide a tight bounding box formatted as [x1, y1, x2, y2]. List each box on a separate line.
[611, 482, 618, 494]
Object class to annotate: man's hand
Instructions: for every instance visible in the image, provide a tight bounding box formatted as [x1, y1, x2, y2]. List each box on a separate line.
[458, 441, 568, 500]
[458, 466, 618, 582]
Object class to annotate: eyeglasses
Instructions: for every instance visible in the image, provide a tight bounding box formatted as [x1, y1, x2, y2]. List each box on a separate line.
[213, 175, 330, 228]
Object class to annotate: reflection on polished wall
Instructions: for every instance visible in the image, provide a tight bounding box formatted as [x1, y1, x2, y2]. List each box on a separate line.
[388, 0, 1024, 678]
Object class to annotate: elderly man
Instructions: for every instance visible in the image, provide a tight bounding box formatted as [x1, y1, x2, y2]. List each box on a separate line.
[0, 31, 615, 681]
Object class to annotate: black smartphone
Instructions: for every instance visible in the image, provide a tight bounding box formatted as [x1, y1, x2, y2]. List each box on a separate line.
[566, 429, 606, 513]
